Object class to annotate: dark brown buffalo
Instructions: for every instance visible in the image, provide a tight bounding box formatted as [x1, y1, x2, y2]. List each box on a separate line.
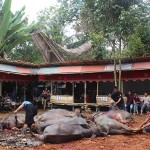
[34, 109, 78, 123]
[94, 114, 141, 135]
[34, 122, 97, 143]
[32, 116, 90, 133]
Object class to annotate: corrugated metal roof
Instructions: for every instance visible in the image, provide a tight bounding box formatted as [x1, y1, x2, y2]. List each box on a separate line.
[0, 64, 19, 74]
[81, 65, 105, 73]
[30, 68, 40, 74]
[105, 64, 132, 72]
[132, 62, 150, 70]
[16, 67, 33, 75]
[59, 66, 82, 74]
[0, 62, 149, 76]
[38, 67, 60, 75]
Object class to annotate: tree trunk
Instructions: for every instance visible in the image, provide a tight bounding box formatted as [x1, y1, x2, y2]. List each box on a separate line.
[112, 40, 117, 87]
[118, 37, 122, 91]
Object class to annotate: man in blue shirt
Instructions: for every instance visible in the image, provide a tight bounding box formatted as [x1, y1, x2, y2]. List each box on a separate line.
[14, 96, 37, 136]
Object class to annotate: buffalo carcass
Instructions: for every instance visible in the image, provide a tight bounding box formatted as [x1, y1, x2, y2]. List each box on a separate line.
[32, 109, 98, 143]
[0, 114, 25, 130]
[94, 114, 141, 135]
[34, 109, 78, 123]
[32, 116, 95, 133]
[103, 110, 133, 123]
[33, 121, 97, 143]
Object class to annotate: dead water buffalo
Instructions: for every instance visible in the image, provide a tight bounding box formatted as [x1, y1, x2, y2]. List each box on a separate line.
[34, 122, 97, 143]
[32, 116, 90, 133]
[0, 114, 25, 130]
[34, 109, 78, 123]
[94, 114, 140, 135]
[104, 110, 132, 123]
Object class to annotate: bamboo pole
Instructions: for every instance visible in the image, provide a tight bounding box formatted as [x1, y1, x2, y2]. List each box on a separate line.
[112, 40, 117, 87]
[118, 37, 122, 91]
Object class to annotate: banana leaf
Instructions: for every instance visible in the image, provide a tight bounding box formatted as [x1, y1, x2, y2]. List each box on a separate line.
[3, 36, 31, 51]
[2, 0, 12, 15]
[0, 10, 11, 41]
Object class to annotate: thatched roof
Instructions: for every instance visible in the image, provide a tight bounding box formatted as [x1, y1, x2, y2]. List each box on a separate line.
[31, 31, 93, 63]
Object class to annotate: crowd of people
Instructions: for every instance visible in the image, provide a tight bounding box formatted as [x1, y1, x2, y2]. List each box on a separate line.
[111, 86, 150, 115]
[0, 85, 149, 137]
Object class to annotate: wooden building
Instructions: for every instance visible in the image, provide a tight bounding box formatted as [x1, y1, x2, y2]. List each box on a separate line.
[0, 56, 150, 110]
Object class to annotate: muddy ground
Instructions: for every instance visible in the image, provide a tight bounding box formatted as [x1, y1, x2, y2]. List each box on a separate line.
[0, 110, 149, 150]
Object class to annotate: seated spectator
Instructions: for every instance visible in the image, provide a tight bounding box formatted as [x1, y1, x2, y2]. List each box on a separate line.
[133, 92, 141, 115]
[140, 92, 150, 115]
[125, 91, 134, 113]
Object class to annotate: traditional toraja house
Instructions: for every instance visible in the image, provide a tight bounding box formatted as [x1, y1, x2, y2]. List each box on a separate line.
[0, 56, 150, 110]
[31, 31, 93, 63]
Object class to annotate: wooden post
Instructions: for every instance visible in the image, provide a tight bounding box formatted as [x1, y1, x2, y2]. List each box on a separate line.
[84, 82, 87, 103]
[0, 82, 2, 96]
[121, 80, 124, 93]
[72, 82, 74, 102]
[97, 82, 99, 96]
[23, 83, 26, 100]
[51, 82, 53, 95]
[16, 82, 18, 101]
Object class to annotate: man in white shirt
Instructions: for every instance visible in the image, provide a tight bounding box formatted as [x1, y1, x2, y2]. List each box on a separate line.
[140, 92, 150, 115]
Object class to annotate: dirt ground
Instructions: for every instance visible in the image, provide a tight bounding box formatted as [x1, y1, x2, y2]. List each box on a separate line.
[0, 110, 150, 150]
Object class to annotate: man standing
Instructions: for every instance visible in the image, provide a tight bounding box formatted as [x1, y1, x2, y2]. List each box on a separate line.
[14, 95, 37, 136]
[41, 87, 50, 110]
[111, 86, 124, 109]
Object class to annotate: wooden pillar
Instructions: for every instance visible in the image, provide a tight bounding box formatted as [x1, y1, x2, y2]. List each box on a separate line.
[16, 82, 18, 101]
[23, 83, 26, 100]
[0, 82, 2, 96]
[72, 82, 74, 102]
[121, 80, 124, 93]
[97, 82, 99, 96]
[84, 82, 87, 103]
[51, 82, 53, 95]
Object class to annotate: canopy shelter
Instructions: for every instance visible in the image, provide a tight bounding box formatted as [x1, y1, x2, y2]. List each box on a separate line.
[0, 57, 149, 107]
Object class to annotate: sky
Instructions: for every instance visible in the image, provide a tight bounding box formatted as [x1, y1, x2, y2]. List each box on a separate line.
[11, 0, 58, 22]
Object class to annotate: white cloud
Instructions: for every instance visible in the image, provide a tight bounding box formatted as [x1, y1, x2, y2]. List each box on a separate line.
[11, 0, 57, 22]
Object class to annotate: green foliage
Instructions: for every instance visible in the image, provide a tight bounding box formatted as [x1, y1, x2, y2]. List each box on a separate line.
[36, 0, 149, 60]
[10, 41, 44, 64]
[89, 32, 110, 59]
[0, 0, 35, 58]
[37, 6, 64, 44]
[36, 0, 86, 47]
[123, 23, 150, 57]
[81, 0, 149, 58]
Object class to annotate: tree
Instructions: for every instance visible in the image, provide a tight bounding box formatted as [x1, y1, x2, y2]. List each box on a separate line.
[123, 24, 150, 56]
[10, 41, 44, 64]
[36, 0, 87, 47]
[80, 0, 149, 90]
[0, 0, 35, 58]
